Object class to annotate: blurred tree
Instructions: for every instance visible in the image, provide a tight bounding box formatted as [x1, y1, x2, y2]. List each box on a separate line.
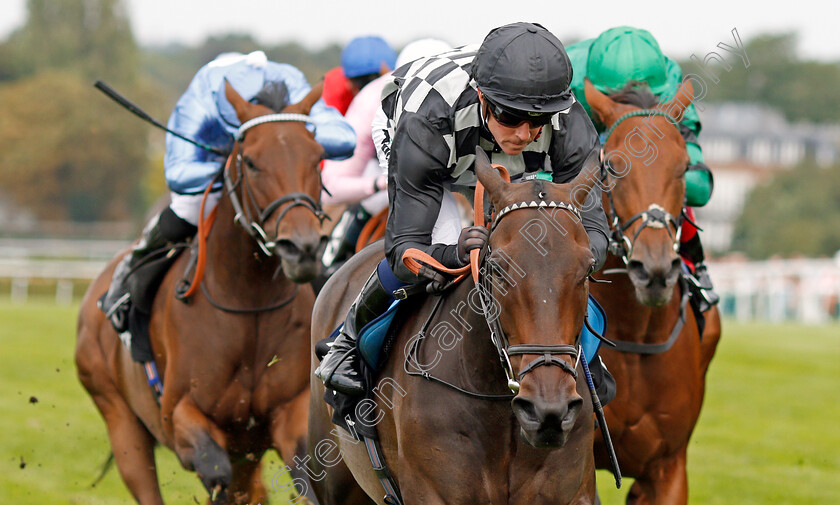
[680, 33, 840, 124]
[732, 162, 840, 258]
[0, 70, 147, 221]
[0, 0, 158, 224]
[0, 0, 138, 85]
[141, 38, 341, 105]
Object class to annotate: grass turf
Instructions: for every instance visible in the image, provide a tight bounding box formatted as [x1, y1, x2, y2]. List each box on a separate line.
[0, 300, 837, 503]
[596, 320, 840, 503]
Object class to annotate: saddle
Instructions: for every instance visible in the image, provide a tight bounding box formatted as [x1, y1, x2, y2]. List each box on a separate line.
[101, 243, 191, 363]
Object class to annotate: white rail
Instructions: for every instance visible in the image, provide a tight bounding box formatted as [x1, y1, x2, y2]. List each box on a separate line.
[0, 243, 120, 305]
[709, 257, 840, 324]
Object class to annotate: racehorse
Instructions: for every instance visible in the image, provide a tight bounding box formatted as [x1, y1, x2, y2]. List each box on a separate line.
[76, 81, 329, 505]
[584, 78, 722, 504]
[308, 148, 604, 505]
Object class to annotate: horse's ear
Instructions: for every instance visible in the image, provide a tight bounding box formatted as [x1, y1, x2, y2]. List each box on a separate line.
[584, 78, 619, 130]
[289, 81, 324, 115]
[224, 79, 254, 122]
[658, 78, 694, 122]
[475, 146, 507, 200]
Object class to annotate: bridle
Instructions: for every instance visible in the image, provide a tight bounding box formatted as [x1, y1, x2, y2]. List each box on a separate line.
[481, 198, 587, 393]
[226, 113, 328, 257]
[601, 109, 683, 266]
[405, 197, 592, 397]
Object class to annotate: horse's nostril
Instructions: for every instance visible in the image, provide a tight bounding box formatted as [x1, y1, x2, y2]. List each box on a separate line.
[670, 257, 682, 274]
[511, 397, 538, 424]
[627, 260, 649, 283]
[275, 237, 327, 261]
[275, 239, 301, 259]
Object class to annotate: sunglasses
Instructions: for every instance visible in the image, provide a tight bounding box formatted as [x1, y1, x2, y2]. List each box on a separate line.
[484, 97, 554, 128]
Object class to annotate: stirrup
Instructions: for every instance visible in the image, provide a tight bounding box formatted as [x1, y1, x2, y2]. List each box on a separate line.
[103, 292, 130, 319]
[103, 293, 131, 332]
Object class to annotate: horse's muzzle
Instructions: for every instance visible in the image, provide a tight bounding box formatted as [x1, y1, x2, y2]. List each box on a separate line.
[512, 394, 583, 448]
[627, 256, 681, 306]
[274, 234, 328, 283]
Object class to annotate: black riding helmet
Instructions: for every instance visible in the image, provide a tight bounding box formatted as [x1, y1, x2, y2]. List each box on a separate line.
[471, 22, 575, 117]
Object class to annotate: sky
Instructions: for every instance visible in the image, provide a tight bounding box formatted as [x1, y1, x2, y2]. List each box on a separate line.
[0, 0, 839, 62]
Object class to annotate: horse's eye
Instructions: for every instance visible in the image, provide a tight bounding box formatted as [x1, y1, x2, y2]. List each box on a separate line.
[244, 156, 261, 172]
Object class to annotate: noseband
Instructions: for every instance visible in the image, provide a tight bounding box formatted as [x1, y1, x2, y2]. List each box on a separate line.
[226, 113, 328, 257]
[601, 109, 683, 265]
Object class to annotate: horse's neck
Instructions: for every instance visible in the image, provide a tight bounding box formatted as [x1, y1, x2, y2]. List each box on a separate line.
[423, 281, 512, 394]
[595, 255, 681, 342]
[205, 194, 289, 293]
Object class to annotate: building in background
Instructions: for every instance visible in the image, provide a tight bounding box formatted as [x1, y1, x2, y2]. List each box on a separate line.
[698, 103, 840, 323]
[696, 103, 840, 253]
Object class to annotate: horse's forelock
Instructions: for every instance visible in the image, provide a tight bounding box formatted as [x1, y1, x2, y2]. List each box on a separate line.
[253, 81, 290, 112]
[609, 82, 659, 109]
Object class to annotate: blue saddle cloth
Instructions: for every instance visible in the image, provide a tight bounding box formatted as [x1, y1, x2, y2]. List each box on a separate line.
[582, 295, 606, 364]
[358, 300, 402, 370]
[355, 295, 607, 372]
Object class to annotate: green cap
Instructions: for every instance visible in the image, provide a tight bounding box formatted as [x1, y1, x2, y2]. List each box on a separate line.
[587, 26, 668, 95]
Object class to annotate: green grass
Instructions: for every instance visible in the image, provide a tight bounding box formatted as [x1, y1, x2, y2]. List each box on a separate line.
[1, 301, 838, 503]
[596, 321, 840, 503]
[0, 300, 293, 504]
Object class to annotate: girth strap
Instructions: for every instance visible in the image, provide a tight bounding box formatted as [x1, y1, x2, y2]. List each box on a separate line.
[363, 436, 404, 505]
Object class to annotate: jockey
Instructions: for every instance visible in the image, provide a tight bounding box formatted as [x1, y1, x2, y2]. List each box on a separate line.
[321, 38, 453, 273]
[322, 35, 397, 115]
[100, 50, 355, 331]
[316, 23, 615, 402]
[566, 26, 719, 310]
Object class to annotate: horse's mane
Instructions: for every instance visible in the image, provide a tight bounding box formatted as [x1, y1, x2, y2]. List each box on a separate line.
[608, 81, 660, 109]
[254, 81, 290, 112]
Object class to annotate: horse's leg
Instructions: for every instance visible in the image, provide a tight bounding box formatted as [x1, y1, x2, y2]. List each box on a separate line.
[76, 326, 165, 505]
[700, 306, 722, 373]
[228, 458, 267, 505]
[625, 449, 688, 505]
[171, 397, 232, 504]
[270, 389, 322, 504]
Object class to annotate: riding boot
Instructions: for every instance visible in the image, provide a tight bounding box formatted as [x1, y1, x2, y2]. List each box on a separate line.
[100, 207, 196, 331]
[679, 233, 719, 312]
[322, 204, 372, 272]
[315, 269, 394, 395]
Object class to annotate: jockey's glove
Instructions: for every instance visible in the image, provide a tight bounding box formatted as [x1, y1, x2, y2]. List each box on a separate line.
[457, 226, 490, 265]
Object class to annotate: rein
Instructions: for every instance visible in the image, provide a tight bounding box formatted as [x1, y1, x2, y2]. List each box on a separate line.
[401, 164, 586, 396]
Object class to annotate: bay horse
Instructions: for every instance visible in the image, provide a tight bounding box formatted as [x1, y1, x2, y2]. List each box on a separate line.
[76, 81, 329, 504]
[308, 148, 604, 505]
[583, 78, 722, 504]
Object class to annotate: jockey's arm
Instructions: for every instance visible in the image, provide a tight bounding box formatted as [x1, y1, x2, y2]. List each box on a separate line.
[384, 113, 460, 283]
[677, 123, 713, 208]
[267, 63, 356, 161]
[164, 90, 231, 195]
[667, 57, 713, 208]
[307, 97, 356, 161]
[550, 104, 610, 272]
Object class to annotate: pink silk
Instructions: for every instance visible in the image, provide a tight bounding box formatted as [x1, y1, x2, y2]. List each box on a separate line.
[321, 76, 388, 205]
